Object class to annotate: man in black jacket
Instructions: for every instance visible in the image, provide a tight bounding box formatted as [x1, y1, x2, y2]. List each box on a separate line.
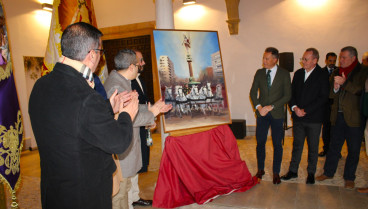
[281, 48, 329, 184]
[319, 52, 337, 157]
[29, 22, 138, 209]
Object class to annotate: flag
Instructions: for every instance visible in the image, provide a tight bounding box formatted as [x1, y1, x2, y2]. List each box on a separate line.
[0, 0, 24, 205]
[42, 0, 108, 82]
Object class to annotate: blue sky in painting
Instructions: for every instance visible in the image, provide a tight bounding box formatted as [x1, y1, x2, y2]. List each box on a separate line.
[153, 30, 220, 78]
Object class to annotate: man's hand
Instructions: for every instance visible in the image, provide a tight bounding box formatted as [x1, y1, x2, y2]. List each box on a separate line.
[123, 91, 138, 107]
[333, 81, 340, 91]
[116, 91, 132, 107]
[294, 107, 306, 117]
[148, 99, 173, 117]
[334, 72, 346, 86]
[109, 89, 120, 114]
[109, 90, 132, 114]
[257, 105, 272, 116]
[147, 122, 157, 131]
[119, 92, 139, 121]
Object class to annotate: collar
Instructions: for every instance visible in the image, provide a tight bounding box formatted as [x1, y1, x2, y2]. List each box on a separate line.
[268, 65, 277, 72]
[113, 70, 131, 83]
[59, 56, 95, 88]
[304, 66, 316, 74]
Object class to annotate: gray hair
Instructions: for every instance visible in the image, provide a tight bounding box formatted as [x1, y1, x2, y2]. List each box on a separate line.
[341, 46, 358, 58]
[265, 47, 279, 59]
[306, 48, 319, 61]
[114, 49, 137, 70]
[61, 22, 102, 61]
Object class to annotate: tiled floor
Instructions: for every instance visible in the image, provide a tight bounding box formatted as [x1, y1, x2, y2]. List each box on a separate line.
[15, 132, 368, 209]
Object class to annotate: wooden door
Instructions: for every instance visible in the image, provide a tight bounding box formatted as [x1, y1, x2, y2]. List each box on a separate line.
[103, 35, 154, 103]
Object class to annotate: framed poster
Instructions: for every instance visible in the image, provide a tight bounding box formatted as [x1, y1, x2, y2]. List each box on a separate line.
[153, 29, 231, 132]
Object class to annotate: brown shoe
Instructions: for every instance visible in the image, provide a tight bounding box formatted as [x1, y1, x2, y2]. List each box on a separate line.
[344, 180, 355, 190]
[316, 174, 332, 181]
[357, 187, 368, 194]
[254, 170, 265, 179]
[273, 173, 281, 184]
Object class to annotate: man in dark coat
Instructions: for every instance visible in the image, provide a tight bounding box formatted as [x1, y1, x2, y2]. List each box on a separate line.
[281, 48, 329, 184]
[319, 52, 337, 157]
[29, 22, 138, 209]
[317, 46, 368, 190]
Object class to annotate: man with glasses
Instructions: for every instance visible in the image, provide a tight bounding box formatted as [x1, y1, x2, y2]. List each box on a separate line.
[128, 50, 153, 207]
[104, 49, 172, 209]
[281, 48, 329, 184]
[250, 47, 291, 184]
[316, 46, 368, 190]
[29, 22, 138, 209]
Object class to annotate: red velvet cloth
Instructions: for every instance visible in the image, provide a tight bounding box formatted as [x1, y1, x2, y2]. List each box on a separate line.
[153, 125, 258, 208]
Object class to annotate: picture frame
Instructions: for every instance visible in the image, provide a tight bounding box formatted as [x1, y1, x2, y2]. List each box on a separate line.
[152, 29, 231, 132]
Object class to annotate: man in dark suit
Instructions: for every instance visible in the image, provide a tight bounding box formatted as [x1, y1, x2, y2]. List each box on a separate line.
[281, 48, 329, 184]
[28, 22, 138, 209]
[317, 46, 368, 190]
[250, 47, 291, 184]
[319, 52, 337, 157]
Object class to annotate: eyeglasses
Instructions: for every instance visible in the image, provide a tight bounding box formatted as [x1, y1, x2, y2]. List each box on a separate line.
[300, 58, 309, 62]
[90, 49, 105, 55]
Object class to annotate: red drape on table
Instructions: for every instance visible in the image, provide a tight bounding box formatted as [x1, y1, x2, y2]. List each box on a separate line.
[153, 125, 258, 208]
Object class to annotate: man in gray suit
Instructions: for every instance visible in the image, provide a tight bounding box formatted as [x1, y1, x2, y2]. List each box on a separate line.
[104, 49, 172, 209]
[250, 47, 291, 184]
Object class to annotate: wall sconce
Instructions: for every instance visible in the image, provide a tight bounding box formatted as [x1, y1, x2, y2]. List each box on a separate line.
[183, 0, 196, 5]
[42, 3, 53, 11]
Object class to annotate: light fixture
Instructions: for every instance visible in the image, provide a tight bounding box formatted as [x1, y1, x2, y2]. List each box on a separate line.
[183, 0, 196, 5]
[41, 3, 53, 11]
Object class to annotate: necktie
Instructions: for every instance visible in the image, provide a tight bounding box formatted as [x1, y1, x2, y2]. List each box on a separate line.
[267, 70, 271, 89]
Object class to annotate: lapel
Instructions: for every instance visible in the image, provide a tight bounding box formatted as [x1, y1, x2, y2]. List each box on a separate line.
[304, 65, 320, 86]
[269, 65, 281, 92]
[260, 68, 270, 94]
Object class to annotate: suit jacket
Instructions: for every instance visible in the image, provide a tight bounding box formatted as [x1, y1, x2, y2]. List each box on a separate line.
[330, 63, 368, 127]
[321, 66, 335, 121]
[289, 65, 330, 123]
[131, 77, 151, 172]
[250, 65, 292, 119]
[104, 70, 155, 178]
[131, 77, 150, 104]
[29, 63, 133, 209]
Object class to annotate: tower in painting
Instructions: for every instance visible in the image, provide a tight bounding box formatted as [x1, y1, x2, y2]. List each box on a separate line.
[182, 32, 200, 85]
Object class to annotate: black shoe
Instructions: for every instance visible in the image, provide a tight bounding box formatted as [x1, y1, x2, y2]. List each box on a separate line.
[273, 173, 281, 184]
[318, 151, 327, 157]
[281, 171, 298, 180]
[254, 170, 265, 179]
[132, 198, 152, 206]
[306, 173, 315, 184]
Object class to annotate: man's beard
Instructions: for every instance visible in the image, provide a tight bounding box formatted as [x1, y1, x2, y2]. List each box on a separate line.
[328, 64, 336, 69]
[138, 65, 144, 73]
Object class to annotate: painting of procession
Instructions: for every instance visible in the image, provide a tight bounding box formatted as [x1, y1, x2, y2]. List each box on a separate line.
[152, 29, 231, 132]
